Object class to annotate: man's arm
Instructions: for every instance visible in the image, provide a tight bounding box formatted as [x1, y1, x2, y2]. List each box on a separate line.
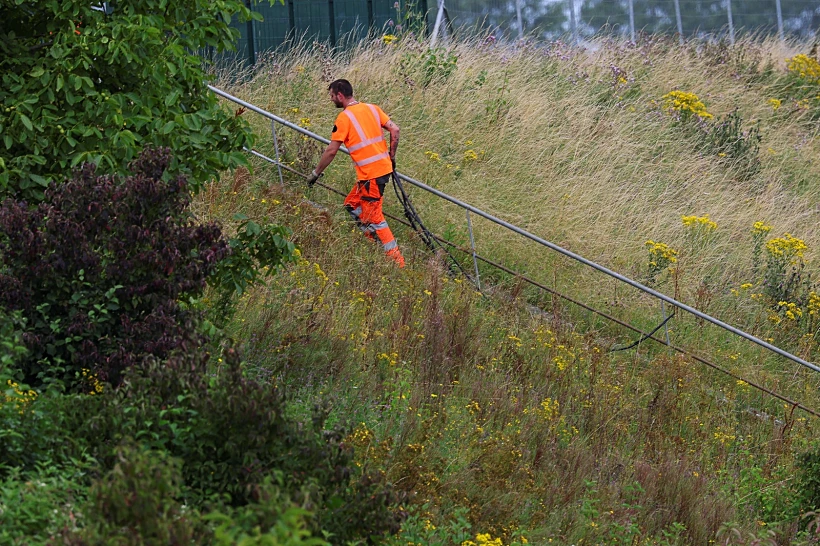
[385, 120, 399, 161]
[314, 140, 343, 176]
[307, 140, 342, 185]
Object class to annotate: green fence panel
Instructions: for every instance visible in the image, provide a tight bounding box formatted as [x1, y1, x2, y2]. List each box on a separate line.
[293, 0, 333, 41]
[334, 0, 371, 42]
[254, 4, 293, 52]
[221, 0, 430, 65]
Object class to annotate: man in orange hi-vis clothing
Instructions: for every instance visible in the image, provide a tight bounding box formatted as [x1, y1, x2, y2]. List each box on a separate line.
[306, 79, 405, 268]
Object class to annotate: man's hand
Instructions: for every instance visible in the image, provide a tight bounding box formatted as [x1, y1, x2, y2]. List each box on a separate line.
[306, 170, 322, 187]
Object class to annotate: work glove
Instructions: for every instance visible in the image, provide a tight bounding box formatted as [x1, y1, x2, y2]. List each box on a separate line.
[306, 170, 322, 187]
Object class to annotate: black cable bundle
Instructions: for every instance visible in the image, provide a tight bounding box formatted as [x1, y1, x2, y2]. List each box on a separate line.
[390, 171, 469, 279]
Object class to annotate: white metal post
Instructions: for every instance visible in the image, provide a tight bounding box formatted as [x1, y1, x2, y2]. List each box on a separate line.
[466, 210, 481, 291]
[727, 0, 735, 44]
[568, 0, 577, 44]
[271, 120, 284, 187]
[662, 300, 671, 354]
[628, 0, 635, 42]
[673, 0, 683, 44]
[515, 0, 524, 39]
[430, 0, 446, 47]
[775, 0, 784, 41]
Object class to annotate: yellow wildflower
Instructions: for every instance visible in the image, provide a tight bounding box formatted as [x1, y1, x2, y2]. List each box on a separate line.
[778, 301, 803, 321]
[662, 90, 713, 120]
[681, 214, 717, 232]
[808, 292, 820, 317]
[752, 222, 772, 237]
[787, 54, 820, 84]
[382, 34, 398, 45]
[768, 98, 782, 110]
[645, 240, 678, 263]
[539, 398, 560, 421]
[766, 233, 807, 260]
[3, 379, 38, 412]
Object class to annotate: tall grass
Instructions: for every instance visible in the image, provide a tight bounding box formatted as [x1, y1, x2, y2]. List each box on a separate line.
[202, 33, 820, 543]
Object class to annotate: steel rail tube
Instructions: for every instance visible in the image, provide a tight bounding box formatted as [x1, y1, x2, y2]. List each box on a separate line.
[209, 85, 820, 374]
[209, 85, 338, 147]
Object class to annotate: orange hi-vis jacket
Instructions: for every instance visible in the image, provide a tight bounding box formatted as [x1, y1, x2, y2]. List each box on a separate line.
[331, 103, 393, 181]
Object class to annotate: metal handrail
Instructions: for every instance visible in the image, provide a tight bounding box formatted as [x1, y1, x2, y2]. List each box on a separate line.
[208, 84, 820, 375]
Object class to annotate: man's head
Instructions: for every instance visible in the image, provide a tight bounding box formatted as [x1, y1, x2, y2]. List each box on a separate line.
[328, 79, 353, 108]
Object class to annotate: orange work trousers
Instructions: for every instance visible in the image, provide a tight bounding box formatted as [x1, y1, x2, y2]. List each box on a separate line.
[343, 173, 405, 267]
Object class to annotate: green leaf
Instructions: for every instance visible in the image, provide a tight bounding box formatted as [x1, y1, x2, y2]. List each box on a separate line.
[245, 221, 261, 236]
[160, 121, 176, 134]
[19, 114, 33, 131]
[30, 174, 50, 187]
[165, 90, 181, 107]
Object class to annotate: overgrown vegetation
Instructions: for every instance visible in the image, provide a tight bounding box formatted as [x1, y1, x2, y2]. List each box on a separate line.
[5, 3, 820, 542]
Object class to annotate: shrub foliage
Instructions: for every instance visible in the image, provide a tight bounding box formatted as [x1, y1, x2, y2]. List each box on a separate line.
[0, 147, 228, 389]
[0, 0, 264, 201]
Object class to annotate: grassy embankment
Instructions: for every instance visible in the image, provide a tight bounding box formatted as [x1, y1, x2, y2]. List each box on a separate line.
[201, 34, 820, 544]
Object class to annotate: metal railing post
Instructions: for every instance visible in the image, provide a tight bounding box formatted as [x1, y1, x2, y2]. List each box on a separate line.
[568, 0, 578, 44]
[271, 120, 284, 187]
[662, 300, 671, 353]
[328, 0, 336, 45]
[673, 0, 684, 44]
[466, 210, 481, 291]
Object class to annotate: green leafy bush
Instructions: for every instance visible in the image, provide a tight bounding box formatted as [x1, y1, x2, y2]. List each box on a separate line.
[210, 213, 297, 323]
[0, 0, 262, 201]
[80, 347, 404, 543]
[207, 474, 329, 546]
[0, 310, 26, 375]
[63, 442, 204, 545]
[0, 465, 89, 544]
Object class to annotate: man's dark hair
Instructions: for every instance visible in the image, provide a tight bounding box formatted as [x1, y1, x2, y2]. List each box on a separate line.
[328, 79, 353, 98]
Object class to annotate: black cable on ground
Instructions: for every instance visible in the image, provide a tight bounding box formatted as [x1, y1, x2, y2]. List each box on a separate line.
[390, 171, 470, 280]
[608, 312, 676, 353]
